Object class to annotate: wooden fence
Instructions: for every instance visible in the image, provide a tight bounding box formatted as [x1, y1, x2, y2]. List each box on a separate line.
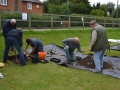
[0, 13, 120, 31]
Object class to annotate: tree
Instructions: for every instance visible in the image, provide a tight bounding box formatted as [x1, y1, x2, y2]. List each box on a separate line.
[43, 0, 92, 14]
[92, 2, 100, 9]
[43, 1, 49, 13]
[90, 9, 105, 16]
[111, 7, 120, 18]
[100, 4, 107, 16]
[47, 3, 61, 14]
[96, 2, 101, 9]
[106, 2, 115, 16]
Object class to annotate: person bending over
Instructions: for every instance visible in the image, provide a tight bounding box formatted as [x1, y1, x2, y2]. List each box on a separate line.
[2, 19, 16, 51]
[62, 37, 84, 63]
[24, 38, 43, 57]
[3, 28, 26, 66]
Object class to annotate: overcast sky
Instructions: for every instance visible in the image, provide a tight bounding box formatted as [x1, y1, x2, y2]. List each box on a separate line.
[40, 0, 118, 6]
[89, 0, 118, 5]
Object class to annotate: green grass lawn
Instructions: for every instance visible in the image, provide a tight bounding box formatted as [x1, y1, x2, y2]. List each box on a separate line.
[0, 29, 120, 90]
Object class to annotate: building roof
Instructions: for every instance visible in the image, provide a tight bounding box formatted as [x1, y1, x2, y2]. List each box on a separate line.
[22, 0, 42, 4]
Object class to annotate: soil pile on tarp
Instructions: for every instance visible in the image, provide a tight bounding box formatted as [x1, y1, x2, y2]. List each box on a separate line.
[77, 55, 113, 69]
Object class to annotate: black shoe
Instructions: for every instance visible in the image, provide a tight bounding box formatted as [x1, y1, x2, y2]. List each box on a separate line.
[66, 60, 72, 64]
[21, 63, 27, 66]
[71, 60, 75, 62]
[3, 61, 7, 63]
[92, 70, 102, 73]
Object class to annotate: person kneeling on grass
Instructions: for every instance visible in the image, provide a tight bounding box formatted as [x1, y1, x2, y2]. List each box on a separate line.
[62, 37, 84, 64]
[3, 28, 26, 66]
[24, 38, 43, 57]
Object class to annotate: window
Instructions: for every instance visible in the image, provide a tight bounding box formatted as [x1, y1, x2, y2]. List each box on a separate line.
[1, 0, 7, 5]
[27, 2, 32, 9]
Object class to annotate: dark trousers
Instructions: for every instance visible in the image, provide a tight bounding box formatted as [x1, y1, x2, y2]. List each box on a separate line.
[33, 47, 43, 54]
[3, 36, 26, 65]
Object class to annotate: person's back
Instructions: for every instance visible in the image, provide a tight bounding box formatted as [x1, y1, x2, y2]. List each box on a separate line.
[2, 20, 16, 38]
[32, 38, 43, 49]
[92, 24, 109, 51]
[3, 28, 26, 66]
[62, 38, 80, 52]
[6, 29, 23, 47]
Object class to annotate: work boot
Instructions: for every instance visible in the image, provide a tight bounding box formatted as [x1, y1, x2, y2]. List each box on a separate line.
[66, 60, 72, 64]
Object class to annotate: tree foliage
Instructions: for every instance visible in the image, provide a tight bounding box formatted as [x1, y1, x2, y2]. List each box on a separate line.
[90, 9, 105, 16]
[43, 0, 118, 18]
[106, 2, 115, 16]
[111, 7, 120, 18]
[43, 0, 92, 14]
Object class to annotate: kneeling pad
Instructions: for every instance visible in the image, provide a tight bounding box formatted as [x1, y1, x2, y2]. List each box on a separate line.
[50, 58, 61, 63]
[0, 62, 4, 67]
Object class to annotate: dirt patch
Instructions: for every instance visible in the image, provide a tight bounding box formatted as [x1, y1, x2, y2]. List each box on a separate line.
[8, 54, 31, 64]
[77, 55, 113, 69]
[8, 54, 113, 70]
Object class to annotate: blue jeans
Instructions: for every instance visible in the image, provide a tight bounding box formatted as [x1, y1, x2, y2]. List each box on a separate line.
[3, 35, 14, 51]
[64, 47, 76, 61]
[33, 47, 43, 54]
[3, 36, 26, 65]
[93, 49, 106, 71]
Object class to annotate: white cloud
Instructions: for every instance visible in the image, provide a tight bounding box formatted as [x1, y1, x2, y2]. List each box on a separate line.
[89, 0, 118, 5]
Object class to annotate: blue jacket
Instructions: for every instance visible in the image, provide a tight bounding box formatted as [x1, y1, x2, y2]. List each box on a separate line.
[6, 29, 23, 47]
[2, 20, 16, 38]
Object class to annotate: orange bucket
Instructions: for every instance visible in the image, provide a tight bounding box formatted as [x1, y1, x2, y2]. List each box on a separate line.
[38, 52, 47, 60]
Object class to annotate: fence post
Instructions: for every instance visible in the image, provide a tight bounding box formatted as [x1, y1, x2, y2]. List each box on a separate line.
[112, 19, 114, 28]
[104, 18, 106, 27]
[68, 15, 70, 30]
[119, 20, 120, 29]
[0, 15, 1, 32]
[82, 16, 84, 30]
[28, 13, 31, 31]
[94, 17, 96, 21]
[51, 13, 53, 30]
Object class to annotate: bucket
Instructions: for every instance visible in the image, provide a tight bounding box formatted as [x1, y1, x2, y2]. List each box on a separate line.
[38, 52, 47, 60]
[31, 54, 39, 63]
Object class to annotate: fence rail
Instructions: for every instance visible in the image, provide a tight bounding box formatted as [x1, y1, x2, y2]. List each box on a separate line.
[0, 12, 120, 31]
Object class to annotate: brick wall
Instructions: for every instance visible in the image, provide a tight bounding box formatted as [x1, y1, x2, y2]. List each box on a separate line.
[0, 0, 43, 13]
[0, 0, 15, 11]
[22, 2, 43, 13]
[17, 0, 22, 12]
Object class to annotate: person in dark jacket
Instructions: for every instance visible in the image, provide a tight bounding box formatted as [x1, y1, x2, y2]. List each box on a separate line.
[2, 19, 16, 38]
[89, 20, 109, 73]
[62, 37, 84, 63]
[3, 28, 26, 66]
[24, 38, 43, 57]
[2, 19, 16, 51]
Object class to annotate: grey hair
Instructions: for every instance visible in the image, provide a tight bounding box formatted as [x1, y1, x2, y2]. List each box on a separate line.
[11, 19, 16, 23]
[89, 20, 97, 26]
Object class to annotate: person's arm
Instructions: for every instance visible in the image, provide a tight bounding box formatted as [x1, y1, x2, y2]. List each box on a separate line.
[24, 44, 29, 54]
[77, 43, 84, 53]
[2, 21, 11, 35]
[19, 31, 23, 47]
[13, 24, 16, 29]
[27, 47, 36, 56]
[62, 39, 71, 48]
[62, 39, 68, 47]
[89, 30, 97, 51]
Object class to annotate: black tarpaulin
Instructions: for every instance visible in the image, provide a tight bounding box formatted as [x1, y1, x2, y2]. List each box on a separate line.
[9, 43, 120, 79]
[110, 44, 120, 51]
[43, 44, 120, 79]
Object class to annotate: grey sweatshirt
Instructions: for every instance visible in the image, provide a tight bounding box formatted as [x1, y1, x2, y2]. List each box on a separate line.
[90, 30, 97, 48]
[62, 38, 82, 52]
